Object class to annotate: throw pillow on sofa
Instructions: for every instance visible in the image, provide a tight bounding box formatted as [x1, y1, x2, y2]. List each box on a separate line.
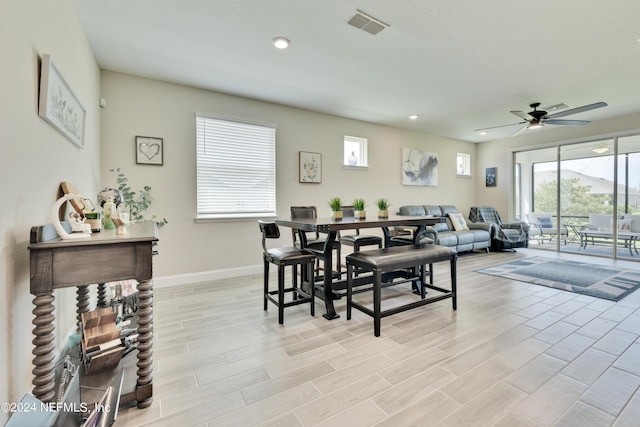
[448, 212, 469, 231]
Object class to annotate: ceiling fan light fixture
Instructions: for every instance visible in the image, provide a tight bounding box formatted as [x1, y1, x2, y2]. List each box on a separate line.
[592, 147, 609, 154]
[272, 37, 290, 49]
[527, 121, 543, 129]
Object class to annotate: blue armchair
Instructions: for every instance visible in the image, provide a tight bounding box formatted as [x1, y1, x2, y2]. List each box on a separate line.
[469, 206, 529, 251]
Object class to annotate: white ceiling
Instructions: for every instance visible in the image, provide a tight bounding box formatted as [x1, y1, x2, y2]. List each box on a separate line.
[72, 0, 640, 143]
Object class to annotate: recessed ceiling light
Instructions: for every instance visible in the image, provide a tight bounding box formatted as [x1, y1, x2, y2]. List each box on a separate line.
[272, 37, 290, 49]
[478, 130, 487, 135]
[409, 114, 419, 120]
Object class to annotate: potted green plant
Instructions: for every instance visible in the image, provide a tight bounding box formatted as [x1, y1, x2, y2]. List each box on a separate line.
[376, 198, 390, 218]
[353, 198, 366, 219]
[328, 197, 343, 220]
[110, 168, 168, 227]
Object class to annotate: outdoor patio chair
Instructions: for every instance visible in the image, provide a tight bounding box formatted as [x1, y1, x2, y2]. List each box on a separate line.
[527, 212, 568, 244]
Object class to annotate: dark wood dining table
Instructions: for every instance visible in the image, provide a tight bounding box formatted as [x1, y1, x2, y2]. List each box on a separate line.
[275, 214, 444, 319]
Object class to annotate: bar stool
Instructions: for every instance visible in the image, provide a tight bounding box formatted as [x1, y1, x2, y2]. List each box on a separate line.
[290, 205, 342, 274]
[338, 206, 383, 252]
[259, 220, 316, 324]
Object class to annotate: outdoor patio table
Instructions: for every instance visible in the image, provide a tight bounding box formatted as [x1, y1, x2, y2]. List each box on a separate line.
[578, 229, 640, 256]
[275, 215, 444, 319]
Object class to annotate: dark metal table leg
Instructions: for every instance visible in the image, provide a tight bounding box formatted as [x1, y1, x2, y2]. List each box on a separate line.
[322, 231, 339, 319]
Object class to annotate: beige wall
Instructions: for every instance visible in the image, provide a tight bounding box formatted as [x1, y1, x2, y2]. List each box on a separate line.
[0, 0, 101, 418]
[100, 71, 479, 281]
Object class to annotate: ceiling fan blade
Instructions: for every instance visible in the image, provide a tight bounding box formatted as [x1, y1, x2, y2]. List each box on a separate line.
[510, 110, 530, 120]
[473, 121, 526, 132]
[511, 124, 529, 137]
[546, 102, 607, 119]
[544, 119, 590, 126]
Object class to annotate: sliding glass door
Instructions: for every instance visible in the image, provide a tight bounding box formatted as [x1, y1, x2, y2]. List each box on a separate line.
[515, 134, 640, 261]
[559, 139, 614, 256]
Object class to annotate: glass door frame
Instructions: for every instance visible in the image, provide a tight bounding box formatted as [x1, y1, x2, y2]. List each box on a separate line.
[514, 133, 640, 262]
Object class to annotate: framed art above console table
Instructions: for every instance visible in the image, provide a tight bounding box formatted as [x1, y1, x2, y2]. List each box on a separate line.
[136, 136, 164, 165]
[38, 53, 86, 148]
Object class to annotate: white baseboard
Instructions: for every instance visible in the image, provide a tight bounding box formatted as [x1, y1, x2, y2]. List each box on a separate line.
[153, 264, 263, 288]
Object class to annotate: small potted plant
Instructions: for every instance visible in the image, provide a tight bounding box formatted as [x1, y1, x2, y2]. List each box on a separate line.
[353, 198, 366, 219]
[376, 198, 390, 218]
[328, 197, 343, 220]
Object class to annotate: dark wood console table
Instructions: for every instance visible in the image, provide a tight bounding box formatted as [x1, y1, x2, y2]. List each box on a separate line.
[28, 221, 158, 409]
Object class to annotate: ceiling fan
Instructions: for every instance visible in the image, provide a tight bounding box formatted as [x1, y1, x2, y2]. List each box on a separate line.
[475, 101, 608, 137]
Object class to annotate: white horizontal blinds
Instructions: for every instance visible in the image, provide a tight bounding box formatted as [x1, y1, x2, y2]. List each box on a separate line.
[196, 115, 276, 217]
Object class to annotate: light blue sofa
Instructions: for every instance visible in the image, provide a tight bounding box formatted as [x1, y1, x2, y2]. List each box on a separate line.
[395, 205, 491, 253]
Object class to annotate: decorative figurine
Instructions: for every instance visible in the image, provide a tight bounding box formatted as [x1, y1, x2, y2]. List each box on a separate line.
[113, 207, 128, 235]
[69, 211, 91, 234]
[52, 194, 91, 240]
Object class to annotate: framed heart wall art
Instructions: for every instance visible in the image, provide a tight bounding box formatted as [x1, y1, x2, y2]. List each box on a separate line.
[135, 136, 163, 165]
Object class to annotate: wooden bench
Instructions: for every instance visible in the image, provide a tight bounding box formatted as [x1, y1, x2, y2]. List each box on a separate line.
[346, 243, 457, 336]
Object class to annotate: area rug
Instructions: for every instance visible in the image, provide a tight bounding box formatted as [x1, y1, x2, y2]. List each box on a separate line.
[476, 257, 640, 301]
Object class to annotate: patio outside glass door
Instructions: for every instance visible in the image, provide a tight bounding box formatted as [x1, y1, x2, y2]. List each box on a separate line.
[558, 140, 615, 257]
[515, 135, 640, 261]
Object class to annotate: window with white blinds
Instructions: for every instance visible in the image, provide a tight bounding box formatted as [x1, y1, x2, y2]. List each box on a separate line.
[196, 115, 276, 219]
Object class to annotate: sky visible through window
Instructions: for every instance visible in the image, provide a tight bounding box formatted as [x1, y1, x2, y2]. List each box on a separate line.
[536, 154, 640, 188]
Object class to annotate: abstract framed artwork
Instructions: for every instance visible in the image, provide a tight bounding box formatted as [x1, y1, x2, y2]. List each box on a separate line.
[299, 151, 322, 183]
[486, 167, 497, 187]
[136, 136, 164, 165]
[38, 53, 86, 148]
[402, 148, 438, 186]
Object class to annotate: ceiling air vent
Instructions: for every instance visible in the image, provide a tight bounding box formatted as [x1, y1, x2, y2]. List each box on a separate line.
[347, 9, 389, 35]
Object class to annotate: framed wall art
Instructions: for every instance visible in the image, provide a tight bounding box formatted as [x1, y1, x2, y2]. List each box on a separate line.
[299, 151, 321, 183]
[38, 53, 86, 148]
[486, 167, 497, 187]
[136, 136, 163, 165]
[402, 148, 438, 186]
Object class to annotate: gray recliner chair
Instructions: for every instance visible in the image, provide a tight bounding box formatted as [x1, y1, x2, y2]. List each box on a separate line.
[468, 206, 529, 251]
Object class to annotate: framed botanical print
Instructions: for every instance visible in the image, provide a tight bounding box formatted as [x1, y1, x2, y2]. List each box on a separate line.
[136, 136, 163, 165]
[38, 54, 86, 148]
[299, 151, 321, 183]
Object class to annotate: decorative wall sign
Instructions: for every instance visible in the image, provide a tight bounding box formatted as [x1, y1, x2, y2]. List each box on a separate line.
[402, 148, 438, 186]
[136, 136, 163, 165]
[38, 53, 86, 148]
[299, 151, 321, 183]
[486, 167, 497, 187]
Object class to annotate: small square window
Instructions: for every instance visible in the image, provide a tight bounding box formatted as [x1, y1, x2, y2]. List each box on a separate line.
[344, 136, 368, 168]
[457, 153, 471, 176]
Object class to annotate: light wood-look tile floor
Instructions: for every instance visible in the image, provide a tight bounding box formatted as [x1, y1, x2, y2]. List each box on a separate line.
[117, 248, 640, 426]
